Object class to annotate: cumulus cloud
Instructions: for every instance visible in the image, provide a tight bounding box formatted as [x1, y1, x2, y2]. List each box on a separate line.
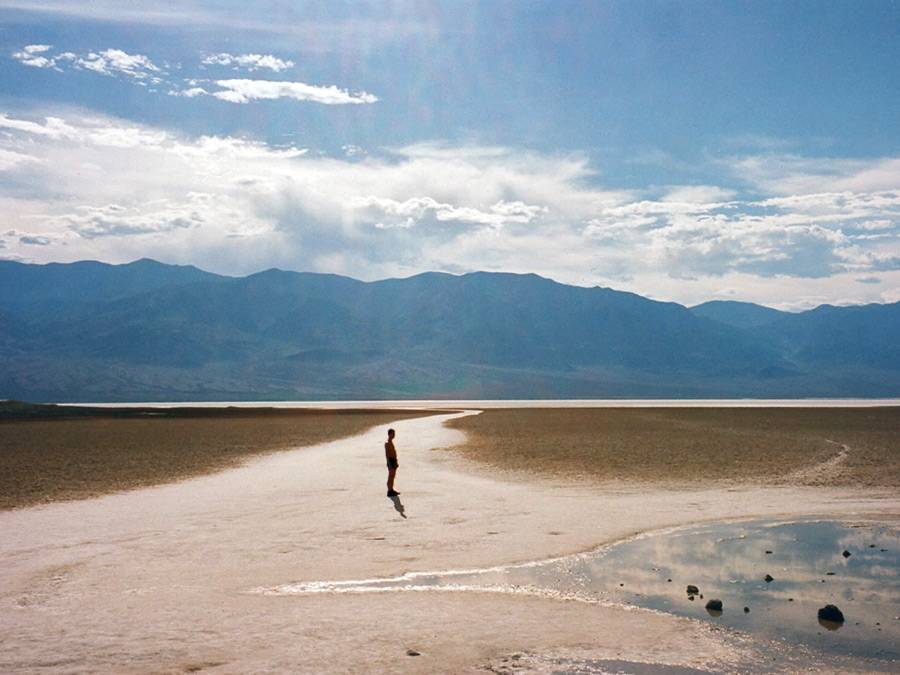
[356, 197, 545, 230]
[11, 44, 56, 68]
[10, 45, 377, 106]
[3, 228, 59, 246]
[11, 44, 163, 83]
[196, 79, 378, 104]
[76, 48, 161, 80]
[202, 52, 294, 72]
[584, 188, 900, 280]
[1, 111, 898, 307]
[61, 200, 208, 238]
[168, 86, 208, 98]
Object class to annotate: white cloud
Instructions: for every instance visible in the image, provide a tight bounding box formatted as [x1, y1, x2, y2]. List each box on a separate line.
[11, 43, 56, 68]
[0, 148, 38, 170]
[62, 199, 207, 238]
[354, 196, 545, 229]
[0, 111, 898, 308]
[3, 228, 61, 246]
[0, 113, 81, 140]
[202, 52, 294, 72]
[169, 79, 380, 105]
[11, 44, 164, 83]
[10, 45, 376, 106]
[729, 153, 900, 195]
[75, 48, 161, 80]
[205, 79, 377, 105]
[662, 185, 736, 204]
[169, 86, 208, 98]
[583, 187, 900, 281]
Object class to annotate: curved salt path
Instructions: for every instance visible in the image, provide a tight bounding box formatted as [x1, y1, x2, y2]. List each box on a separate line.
[2, 410, 898, 673]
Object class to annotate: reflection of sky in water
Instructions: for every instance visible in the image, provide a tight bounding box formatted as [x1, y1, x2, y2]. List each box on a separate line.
[272, 520, 899, 663]
[556, 520, 900, 661]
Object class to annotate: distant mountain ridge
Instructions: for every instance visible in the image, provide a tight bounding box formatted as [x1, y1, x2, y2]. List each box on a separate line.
[688, 300, 789, 329]
[1, 259, 898, 401]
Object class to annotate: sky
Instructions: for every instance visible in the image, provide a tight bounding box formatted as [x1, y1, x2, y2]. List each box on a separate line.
[1, 1, 899, 309]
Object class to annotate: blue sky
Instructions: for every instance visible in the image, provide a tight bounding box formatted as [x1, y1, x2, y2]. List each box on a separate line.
[1, 0, 899, 308]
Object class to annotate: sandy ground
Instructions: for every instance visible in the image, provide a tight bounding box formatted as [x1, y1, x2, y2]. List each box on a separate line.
[1, 411, 898, 673]
[444, 407, 900, 487]
[0, 410, 429, 509]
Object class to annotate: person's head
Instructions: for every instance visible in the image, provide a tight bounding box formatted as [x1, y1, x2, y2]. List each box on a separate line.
[387, 428, 395, 439]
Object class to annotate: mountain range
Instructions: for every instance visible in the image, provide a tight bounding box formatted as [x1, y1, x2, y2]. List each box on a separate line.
[1, 258, 897, 401]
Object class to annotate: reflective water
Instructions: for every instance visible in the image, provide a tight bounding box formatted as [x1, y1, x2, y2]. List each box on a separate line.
[266, 519, 900, 664]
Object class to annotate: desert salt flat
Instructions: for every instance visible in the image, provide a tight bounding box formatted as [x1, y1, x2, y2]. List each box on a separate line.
[2, 411, 899, 673]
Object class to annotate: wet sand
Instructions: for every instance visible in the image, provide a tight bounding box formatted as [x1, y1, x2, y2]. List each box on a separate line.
[1, 410, 898, 673]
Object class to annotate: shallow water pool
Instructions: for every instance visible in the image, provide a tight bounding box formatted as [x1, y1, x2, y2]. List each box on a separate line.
[265, 518, 899, 665]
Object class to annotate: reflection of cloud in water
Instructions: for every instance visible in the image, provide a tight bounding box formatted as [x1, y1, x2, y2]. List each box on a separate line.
[561, 519, 899, 660]
[262, 519, 899, 662]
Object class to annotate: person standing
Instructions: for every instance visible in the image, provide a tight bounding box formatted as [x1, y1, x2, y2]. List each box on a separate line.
[385, 428, 399, 497]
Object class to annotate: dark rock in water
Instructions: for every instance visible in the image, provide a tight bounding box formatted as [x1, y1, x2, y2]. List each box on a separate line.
[688, 595, 694, 601]
[826, 571, 835, 576]
[842, 550, 852, 558]
[869, 544, 876, 548]
[667, 578, 672, 582]
[686, 585, 699, 595]
[764, 574, 774, 582]
[705, 599, 723, 611]
[406, 649, 421, 657]
[699, 594, 703, 599]
[818, 604, 845, 624]
[765, 550, 772, 554]
[744, 606, 750, 613]
[788, 598, 794, 602]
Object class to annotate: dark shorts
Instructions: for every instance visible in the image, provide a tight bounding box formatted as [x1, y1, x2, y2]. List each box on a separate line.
[386, 457, 398, 470]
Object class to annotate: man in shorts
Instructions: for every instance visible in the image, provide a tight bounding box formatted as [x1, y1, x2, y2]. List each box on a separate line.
[385, 428, 399, 497]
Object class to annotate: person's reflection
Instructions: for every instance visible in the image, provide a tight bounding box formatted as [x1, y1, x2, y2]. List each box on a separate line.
[389, 493, 406, 518]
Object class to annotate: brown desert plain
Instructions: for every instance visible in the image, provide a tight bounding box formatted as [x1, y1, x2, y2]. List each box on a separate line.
[0, 406, 432, 510]
[0, 404, 898, 673]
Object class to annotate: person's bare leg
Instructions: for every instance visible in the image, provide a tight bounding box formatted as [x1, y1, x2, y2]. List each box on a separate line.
[387, 467, 397, 493]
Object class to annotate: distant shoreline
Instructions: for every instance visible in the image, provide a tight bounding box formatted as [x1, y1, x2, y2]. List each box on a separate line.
[0, 399, 448, 421]
[5, 397, 900, 416]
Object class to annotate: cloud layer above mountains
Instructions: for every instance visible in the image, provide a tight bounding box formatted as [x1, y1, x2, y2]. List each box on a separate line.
[1, 112, 898, 309]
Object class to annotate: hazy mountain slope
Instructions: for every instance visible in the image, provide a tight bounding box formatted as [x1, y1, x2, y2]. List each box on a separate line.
[0, 259, 897, 400]
[690, 300, 788, 329]
[0, 258, 223, 316]
[762, 302, 900, 370]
